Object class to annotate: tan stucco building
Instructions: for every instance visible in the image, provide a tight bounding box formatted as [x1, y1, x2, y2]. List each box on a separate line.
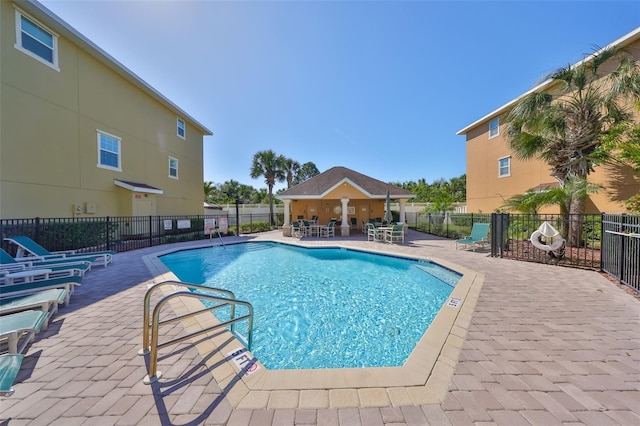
[457, 27, 640, 214]
[0, 0, 212, 219]
[277, 166, 415, 236]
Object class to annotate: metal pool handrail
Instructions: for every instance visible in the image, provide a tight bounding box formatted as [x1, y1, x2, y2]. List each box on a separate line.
[139, 280, 253, 384]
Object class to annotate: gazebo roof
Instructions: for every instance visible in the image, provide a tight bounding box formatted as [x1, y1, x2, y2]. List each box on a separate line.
[277, 166, 415, 200]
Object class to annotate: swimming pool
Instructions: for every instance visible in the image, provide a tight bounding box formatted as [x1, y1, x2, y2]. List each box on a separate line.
[159, 242, 459, 370]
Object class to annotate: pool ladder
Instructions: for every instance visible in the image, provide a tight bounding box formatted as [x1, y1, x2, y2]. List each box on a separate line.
[139, 280, 254, 384]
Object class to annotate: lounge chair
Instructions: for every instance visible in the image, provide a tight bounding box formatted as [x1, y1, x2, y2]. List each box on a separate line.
[0, 310, 49, 354]
[0, 275, 82, 302]
[4, 236, 114, 267]
[367, 223, 383, 242]
[1, 289, 68, 322]
[455, 223, 490, 251]
[0, 248, 92, 274]
[320, 221, 335, 238]
[385, 223, 405, 244]
[0, 354, 24, 396]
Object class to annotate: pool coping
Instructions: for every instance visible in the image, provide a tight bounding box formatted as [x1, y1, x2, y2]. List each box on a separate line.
[142, 239, 484, 409]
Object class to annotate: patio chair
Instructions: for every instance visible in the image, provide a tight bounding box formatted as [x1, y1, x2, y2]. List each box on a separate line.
[350, 217, 358, 230]
[302, 220, 312, 237]
[320, 221, 335, 238]
[291, 221, 303, 237]
[385, 223, 405, 244]
[367, 223, 383, 242]
[0, 248, 92, 274]
[4, 236, 114, 267]
[311, 215, 319, 224]
[0, 310, 49, 354]
[455, 223, 490, 251]
[0, 354, 24, 396]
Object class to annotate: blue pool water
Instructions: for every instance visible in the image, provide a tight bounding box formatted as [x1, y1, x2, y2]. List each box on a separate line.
[160, 242, 459, 370]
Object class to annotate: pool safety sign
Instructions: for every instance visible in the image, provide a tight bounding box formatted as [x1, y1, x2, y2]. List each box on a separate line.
[228, 348, 259, 376]
[447, 297, 463, 308]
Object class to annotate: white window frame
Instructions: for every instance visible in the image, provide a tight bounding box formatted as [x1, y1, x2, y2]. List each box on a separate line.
[489, 118, 500, 139]
[14, 8, 60, 71]
[498, 156, 511, 178]
[177, 118, 186, 139]
[169, 157, 179, 179]
[97, 130, 122, 172]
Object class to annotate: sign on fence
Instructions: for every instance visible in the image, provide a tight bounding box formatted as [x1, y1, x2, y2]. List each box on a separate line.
[163, 220, 172, 230]
[204, 218, 216, 235]
[177, 219, 191, 229]
[219, 217, 228, 233]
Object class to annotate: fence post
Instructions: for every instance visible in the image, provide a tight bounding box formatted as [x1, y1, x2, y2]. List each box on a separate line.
[619, 214, 627, 283]
[599, 213, 604, 272]
[149, 215, 153, 247]
[235, 199, 240, 236]
[35, 216, 41, 242]
[106, 216, 111, 251]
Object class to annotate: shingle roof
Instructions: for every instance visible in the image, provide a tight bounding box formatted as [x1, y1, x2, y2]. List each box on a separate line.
[277, 166, 415, 199]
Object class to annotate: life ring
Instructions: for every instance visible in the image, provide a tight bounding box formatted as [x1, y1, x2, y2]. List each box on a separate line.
[530, 230, 565, 251]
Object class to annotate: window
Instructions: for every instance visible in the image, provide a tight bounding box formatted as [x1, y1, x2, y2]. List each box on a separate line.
[177, 118, 185, 139]
[489, 118, 500, 138]
[15, 9, 59, 70]
[498, 156, 511, 177]
[169, 157, 179, 179]
[97, 131, 121, 171]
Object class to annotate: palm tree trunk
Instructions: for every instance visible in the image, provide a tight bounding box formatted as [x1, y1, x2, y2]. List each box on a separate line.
[268, 186, 274, 227]
[567, 195, 585, 247]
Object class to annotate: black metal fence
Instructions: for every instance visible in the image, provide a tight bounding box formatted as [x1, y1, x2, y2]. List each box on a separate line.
[404, 212, 492, 239]
[0, 213, 284, 256]
[601, 214, 640, 291]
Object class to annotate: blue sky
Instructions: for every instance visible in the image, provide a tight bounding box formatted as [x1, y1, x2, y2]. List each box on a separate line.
[40, 0, 640, 192]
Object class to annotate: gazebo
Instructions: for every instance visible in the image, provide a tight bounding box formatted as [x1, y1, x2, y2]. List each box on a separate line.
[277, 166, 415, 236]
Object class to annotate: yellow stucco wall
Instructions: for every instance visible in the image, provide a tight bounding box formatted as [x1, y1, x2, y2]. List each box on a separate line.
[0, 2, 206, 218]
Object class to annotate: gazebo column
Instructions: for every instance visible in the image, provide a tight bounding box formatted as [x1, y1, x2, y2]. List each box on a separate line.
[340, 197, 350, 236]
[399, 199, 407, 223]
[282, 199, 292, 237]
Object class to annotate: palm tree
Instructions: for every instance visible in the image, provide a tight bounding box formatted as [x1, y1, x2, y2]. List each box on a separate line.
[250, 150, 285, 226]
[505, 46, 640, 245]
[203, 181, 216, 202]
[281, 157, 301, 189]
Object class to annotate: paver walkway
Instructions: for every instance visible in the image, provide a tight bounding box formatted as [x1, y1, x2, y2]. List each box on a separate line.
[1, 230, 638, 425]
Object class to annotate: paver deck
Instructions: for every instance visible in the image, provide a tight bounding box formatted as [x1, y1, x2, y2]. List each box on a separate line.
[1, 230, 638, 425]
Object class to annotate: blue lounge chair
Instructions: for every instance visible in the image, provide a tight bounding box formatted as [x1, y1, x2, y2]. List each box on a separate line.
[4, 236, 114, 267]
[1, 289, 68, 321]
[0, 248, 92, 274]
[0, 354, 24, 396]
[0, 275, 82, 303]
[0, 310, 49, 354]
[455, 223, 490, 251]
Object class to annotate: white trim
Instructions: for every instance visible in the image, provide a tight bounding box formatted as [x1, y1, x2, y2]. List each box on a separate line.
[168, 156, 179, 179]
[498, 156, 511, 178]
[489, 117, 500, 139]
[177, 118, 186, 140]
[96, 130, 122, 172]
[14, 8, 60, 72]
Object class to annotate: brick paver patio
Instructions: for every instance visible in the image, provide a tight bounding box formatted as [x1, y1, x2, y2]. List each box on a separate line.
[1, 229, 638, 425]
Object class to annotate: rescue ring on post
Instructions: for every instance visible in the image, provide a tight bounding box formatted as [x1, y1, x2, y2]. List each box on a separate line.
[530, 230, 565, 252]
